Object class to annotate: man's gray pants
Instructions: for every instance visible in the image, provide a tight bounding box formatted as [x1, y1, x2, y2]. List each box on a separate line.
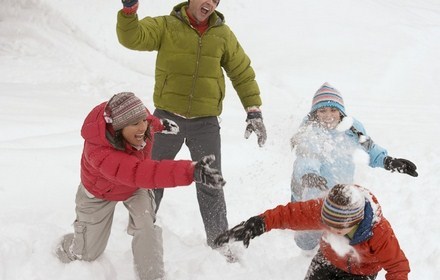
[64, 184, 164, 280]
[152, 109, 228, 248]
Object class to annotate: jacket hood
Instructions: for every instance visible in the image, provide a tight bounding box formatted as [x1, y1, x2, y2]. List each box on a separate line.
[81, 102, 112, 147]
[350, 188, 383, 245]
[172, 2, 225, 27]
[349, 200, 374, 245]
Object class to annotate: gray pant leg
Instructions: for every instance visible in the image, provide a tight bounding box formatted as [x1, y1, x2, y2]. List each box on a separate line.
[124, 189, 164, 280]
[73, 184, 117, 261]
[151, 110, 228, 248]
[291, 185, 322, 251]
[151, 110, 185, 211]
[185, 116, 228, 248]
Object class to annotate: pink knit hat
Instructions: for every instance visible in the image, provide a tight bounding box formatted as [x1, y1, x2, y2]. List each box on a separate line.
[311, 82, 346, 116]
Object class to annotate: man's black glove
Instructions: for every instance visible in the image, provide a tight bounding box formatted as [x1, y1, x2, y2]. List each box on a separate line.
[194, 155, 226, 189]
[244, 111, 267, 147]
[384, 156, 418, 177]
[301, 173, 328, 190]
[214, 216, 265, 248]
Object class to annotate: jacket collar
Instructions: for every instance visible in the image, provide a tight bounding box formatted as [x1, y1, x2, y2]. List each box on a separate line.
[172, 2, 225, 27]
[349, 200, 374, 245]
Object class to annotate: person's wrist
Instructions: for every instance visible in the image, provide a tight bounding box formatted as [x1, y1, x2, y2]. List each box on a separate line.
[246, 106, 260, 113]
[122, 1, 138, 15]
[122, 0, 138, 7]
[246, 111, 262, 120]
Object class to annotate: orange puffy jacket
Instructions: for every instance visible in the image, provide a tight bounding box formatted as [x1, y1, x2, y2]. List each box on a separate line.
[262, 187, 410, 280]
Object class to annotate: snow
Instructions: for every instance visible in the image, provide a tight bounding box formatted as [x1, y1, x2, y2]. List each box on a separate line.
[1, 0, 439, 279]
[322, 232, 357, 260]
[340, 185, 365, 208]
[336, 117, 354, 132]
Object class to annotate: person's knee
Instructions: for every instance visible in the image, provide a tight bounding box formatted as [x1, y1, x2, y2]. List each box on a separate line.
[72, 221, 107, 261]
[127, 210, 156, 236]
[81, 252, 100, 262]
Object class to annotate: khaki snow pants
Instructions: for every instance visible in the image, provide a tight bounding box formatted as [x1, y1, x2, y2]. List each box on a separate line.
[71, 184, 164, 280]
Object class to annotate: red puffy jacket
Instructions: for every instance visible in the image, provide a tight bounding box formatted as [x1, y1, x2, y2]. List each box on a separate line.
[80, 102, 195, 201]
[262, 187, 410, 280]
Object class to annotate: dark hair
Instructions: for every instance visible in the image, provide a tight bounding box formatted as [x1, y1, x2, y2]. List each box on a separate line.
[307, 112, 318, 122]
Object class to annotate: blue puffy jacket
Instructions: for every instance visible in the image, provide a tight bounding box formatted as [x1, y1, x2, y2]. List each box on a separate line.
[290, 116, 387, 201]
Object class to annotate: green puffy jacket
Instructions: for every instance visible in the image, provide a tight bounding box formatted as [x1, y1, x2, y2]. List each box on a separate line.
[116, 2, 261, 118]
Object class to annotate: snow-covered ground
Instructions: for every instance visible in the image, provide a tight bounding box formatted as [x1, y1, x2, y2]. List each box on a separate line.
[1, 0, 439, 279]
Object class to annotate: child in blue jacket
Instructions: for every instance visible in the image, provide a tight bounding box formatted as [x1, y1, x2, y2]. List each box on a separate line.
[290, 82, 417, 252]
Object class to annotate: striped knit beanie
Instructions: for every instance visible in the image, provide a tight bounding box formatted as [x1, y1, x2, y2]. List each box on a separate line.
[321, 184, 365, 229]
[104, 92, 147, 131]
[311, 82, 346, 116]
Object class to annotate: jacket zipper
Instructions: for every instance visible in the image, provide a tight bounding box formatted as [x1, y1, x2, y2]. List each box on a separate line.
[187, 35, 202, 116]
[179, 11, 219, 117]
[347, 255, 352, 273]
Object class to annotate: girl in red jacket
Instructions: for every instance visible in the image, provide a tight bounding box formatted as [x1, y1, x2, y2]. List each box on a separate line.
[56, 92, 225, 280]
[214, 184, 410, 280]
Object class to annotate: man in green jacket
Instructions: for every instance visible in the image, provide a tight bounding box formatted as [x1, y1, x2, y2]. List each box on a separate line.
[117, 0, 266, 257]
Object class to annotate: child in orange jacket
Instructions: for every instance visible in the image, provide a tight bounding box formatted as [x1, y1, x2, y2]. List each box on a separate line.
[214, 184, 410, 280]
